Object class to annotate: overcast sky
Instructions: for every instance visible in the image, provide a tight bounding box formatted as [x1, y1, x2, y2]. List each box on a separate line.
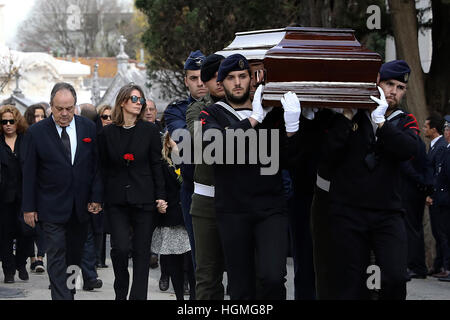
[2, 0, 134, 47]
[3, 0, 35, 45]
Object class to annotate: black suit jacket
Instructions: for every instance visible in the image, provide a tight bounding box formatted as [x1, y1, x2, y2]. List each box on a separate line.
[324, 110, 420, 211]
[428, 136, 450, 206]
[21, 116, 103, 224]
[428, 136, 447, 177]
[97, 120, 165, 207]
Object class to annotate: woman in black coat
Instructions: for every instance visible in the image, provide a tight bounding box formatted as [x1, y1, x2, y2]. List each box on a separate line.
[0, 105, 32, 283]
[97, 84, 167, 300]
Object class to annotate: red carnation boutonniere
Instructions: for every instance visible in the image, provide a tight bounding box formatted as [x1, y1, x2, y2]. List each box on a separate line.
[82, 138, 92, 143]
[123, 153, 135, 166]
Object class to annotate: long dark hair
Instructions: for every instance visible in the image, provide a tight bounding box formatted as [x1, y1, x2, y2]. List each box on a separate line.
[111, 83, 146, 126]
[24, 104, 47, 125]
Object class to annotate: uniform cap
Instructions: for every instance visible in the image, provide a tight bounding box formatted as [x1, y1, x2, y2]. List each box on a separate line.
[217, 54, 249, 82]
[380, 60, 411, 83]
[201, 54, 225, 82]
[184, 50, 206, 70]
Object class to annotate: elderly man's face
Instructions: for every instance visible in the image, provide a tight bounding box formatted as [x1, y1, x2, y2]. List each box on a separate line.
[51, 89, 75, 127]
[379, 79, 407, 109]
[143, 100, 157, 123]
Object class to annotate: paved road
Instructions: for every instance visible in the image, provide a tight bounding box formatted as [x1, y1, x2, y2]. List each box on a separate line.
[1, 236, 449, 300]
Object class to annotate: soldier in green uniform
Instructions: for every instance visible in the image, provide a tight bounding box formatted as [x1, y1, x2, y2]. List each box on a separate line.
[185, 54, 226, 299]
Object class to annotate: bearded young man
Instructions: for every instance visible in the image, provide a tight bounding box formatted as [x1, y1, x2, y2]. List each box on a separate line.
[199, 54, 301, 300]
[317, 60, 422, 300]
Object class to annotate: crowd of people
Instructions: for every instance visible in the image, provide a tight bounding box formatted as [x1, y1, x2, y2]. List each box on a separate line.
[0, 49, 449, 301]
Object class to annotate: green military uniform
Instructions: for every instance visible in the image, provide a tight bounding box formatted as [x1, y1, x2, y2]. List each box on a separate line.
[186, 94, 226, 300]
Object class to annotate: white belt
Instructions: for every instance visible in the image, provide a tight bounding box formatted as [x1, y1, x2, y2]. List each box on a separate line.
[316, 174, 330, 192]
[194, 182, 215, 197]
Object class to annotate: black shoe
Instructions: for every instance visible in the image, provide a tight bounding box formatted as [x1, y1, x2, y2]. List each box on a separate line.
[30, 261, 37, 272]
[4, 274, 15, 283]
[159, 275, 169, 291]
[96, 263, 108, 269]
[83, 278, 103, 291]
[35, 260, 45, 273]
[17, 267, 29, 281]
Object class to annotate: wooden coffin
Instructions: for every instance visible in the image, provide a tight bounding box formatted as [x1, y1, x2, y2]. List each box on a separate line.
[216, 27, 382, 109]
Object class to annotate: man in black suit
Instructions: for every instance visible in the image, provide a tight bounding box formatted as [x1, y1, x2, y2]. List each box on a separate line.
[424, 113, 450, 278]
[22, 82, 103, 300]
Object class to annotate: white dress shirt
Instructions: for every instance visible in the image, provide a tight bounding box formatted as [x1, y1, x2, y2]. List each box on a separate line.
[430, 135, 442, 149]
[53, 116, 77, 165]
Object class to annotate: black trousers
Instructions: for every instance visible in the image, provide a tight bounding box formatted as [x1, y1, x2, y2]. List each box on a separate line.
[402, 186, 427, 275]
[310, 186, 339, 300]
[161, 252, 195, 300]
[0, 201, 34, 276]
[107, 204, 154, 300]
[329, 202, 408, 300]
[287, 191, 316, 300]
[429, 205, 450, 271]
[216, 210, 288, 300]
[42, 212, 88, 300]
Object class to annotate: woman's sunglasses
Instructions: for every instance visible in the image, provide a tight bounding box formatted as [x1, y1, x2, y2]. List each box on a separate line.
[1, 119, 15, 125]
[101, 115, 112, 120]
[129, 95, 146, 105]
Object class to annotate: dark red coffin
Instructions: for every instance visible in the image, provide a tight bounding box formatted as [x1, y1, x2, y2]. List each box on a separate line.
[216, 27, 382, 109]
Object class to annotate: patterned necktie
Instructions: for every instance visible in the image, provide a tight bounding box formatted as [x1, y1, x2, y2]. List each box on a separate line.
[61, 126, 71, 162]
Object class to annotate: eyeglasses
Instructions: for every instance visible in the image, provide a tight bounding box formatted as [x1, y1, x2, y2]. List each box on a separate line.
[101, 115, 112, 120]
[129, 95, 146, 105]
[1, 119, 15, 125]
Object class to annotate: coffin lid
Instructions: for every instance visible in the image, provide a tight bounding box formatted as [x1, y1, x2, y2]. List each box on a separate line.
[215, 27, 359, 61]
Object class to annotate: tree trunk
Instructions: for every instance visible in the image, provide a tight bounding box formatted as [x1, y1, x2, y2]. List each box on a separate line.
[426, 0, 450, 115]
[388, 0, 428, 127]
[388, 0, 434, 270]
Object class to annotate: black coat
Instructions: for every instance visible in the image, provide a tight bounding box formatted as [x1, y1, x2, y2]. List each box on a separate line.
[155, 162, 184, 227]
[98, 120, 166, 208]
[323, 110, 420, 211]
[0, 134, 23, 204]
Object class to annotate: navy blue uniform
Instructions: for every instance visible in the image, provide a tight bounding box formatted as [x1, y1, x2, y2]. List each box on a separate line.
[163, 96, 196, 267]
[427, 136, 449, 272]
[430, 141, 450, 273]
[394, 112, 432, 277]
[323, 109, 420, 300]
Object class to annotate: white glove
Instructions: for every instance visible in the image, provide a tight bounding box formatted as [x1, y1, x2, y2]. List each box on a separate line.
[251, 85, 272, 123]
[302, 107, 318, 120]
[281, 91, 301, 133]
[370, 86, 389, 124]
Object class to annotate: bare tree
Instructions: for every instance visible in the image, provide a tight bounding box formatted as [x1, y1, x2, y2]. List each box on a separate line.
[0, 50, 20, 93]
[16, 0, 134, 57]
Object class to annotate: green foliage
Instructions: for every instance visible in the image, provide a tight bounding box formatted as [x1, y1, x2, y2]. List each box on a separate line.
[135, 0, 390, 101]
